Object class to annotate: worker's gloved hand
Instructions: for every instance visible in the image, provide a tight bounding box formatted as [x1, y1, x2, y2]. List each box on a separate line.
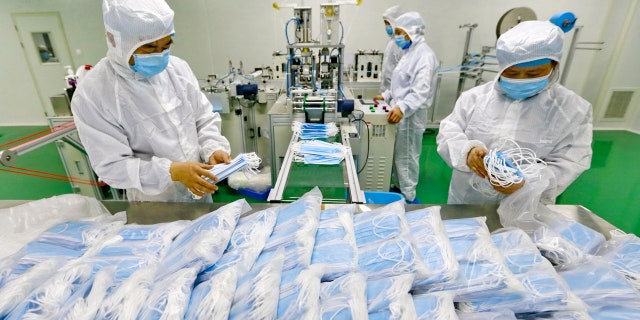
[492, 179, 525, 195]
[209, 150, 232, 165]
[373, 94, 384, 102]
[169, 161, 218, 197]
[467, 146, 489, 179]
[387, 107, 403, 123]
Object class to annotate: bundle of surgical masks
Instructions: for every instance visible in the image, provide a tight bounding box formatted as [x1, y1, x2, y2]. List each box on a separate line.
[97, 265, 157, 319]
[276, 267, 322, 319]
[311, 205, 357, 281]
[456, 309, 518, 320]
[405, 207, 459, 290]
[412, 292, 457, 320]
[138, 266, 198, 319]
[596, 232, 640, 290]
[192, 152, 262, 199]
[186, 267, 237, 320]
[292, 139, 350, 165]
[458, 228, 583, 314]
[319, 273, 368, 320]
[157, 199, 249, 278]
[428, 217, 524, 301]
[533, 211, 605, 265]
[254, 187, 322, 271]
[228, 247, 285, 320]
[366, 274, 417, 319]
[292, 121, 339, 139]
[557, 256, 640, 319]
[196, 208, 277, 284]
[56, 266, 115, 320]
[354, 200, 428, 280]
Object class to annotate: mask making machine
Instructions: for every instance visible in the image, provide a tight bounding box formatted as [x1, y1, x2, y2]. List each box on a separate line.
[266, 2, 396, 204]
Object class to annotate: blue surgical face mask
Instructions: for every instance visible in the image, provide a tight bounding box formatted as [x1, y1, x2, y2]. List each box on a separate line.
[131, 49, 170, 77]
[499, 74, 550, 100]
[394, 36, 411, 50]
[385, 25, 393, 36]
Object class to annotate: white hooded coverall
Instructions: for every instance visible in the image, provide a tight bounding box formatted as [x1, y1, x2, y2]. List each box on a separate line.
[437, 21, 593, 205]
[382, 12, 439, 202]
[380, 5, 405, 93]
[71, 0, 231, 202]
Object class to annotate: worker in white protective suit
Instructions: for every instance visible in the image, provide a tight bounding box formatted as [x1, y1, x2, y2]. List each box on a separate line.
[373, 12, 439, 203]
[437, 20, 593, 205]
[71, 0, 231, 202]
[379, 5, 404, 93]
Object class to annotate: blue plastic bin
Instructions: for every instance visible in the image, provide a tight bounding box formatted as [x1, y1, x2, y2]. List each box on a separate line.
[237, 187, 271, 200]
[364, 191, 405, 204]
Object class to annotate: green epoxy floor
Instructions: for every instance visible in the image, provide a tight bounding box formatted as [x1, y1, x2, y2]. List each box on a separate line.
[1, 127, 638, 235]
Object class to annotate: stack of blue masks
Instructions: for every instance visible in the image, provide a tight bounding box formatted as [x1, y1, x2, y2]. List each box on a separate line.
[559, 256, 640, 306]
[54, 266, 115, 319]
[6, 263, 94, 319]
[276, 267, 322, 319]
[292, 121, 339, 139]
[192, 153, 261, 199]
[534, 211, 605, 262]
[294, 140, 349, 165]
[412, 292, 457, 320]
[254, 188, 322, 272]
[138, 267, 198, 320]
[596, 233, 640, 290]
[95, 265, 157, 320]
[319, 273, 368, 320]
[366, 274, 414, 314]
[311, 205, 357, 281]
[197, 208, 277, 284]
[158, 199, 249, 278]
[229, 247, 285, 320]
[429, 218, 523, 301]
[406, 207, 459, 290]
[459, 228, 579, 314]
[354, 201, 427, 280]
[186, 267, 237, 319]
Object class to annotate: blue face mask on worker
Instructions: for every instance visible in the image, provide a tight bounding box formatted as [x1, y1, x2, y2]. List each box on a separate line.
[385, 25, 393, 36]
[131, 49, 170, 77]
[499, 74, 550, 100]
[394, 35, 411, 50]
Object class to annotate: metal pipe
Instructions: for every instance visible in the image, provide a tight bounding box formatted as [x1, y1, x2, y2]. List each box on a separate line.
[1, 121, 76, 166]
[560, 26, 582, 85]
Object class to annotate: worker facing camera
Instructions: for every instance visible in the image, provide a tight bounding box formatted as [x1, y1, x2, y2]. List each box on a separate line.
[437, 20, 593, 205]
[71, 0, 231, 202]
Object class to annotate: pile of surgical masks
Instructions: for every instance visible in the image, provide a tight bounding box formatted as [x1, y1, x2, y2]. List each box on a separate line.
[192, 152, 262, 199]
[292, 121, 339, 139]
[3, 187, 640, 319]
[292, 139, 350, 165]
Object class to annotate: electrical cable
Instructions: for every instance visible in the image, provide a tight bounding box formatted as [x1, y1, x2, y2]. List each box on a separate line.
[350, 111, 369, 174]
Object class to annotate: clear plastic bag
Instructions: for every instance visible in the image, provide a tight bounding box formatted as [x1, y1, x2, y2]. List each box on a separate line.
[406, 206, 459, 290]
[412, 291, 457, 320]
[319, 273, 368, 320]
[311, 205, 357, 281]
[186, 267, 237, 320]
[596, 232, 640, 290]
[138, 266, 198, 320]
[276, 266, 323, 320]
[157, 199, 249, 278]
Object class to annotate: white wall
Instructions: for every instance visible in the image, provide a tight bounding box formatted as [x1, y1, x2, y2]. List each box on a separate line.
[1, 0, 637, 130]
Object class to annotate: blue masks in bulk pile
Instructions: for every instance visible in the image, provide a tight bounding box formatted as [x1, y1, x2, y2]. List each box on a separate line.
[458, 228, 580, 314]
[311, 205, 358, 281]
[186, 267, 237, 320]
[405, 207, 459, 290]
[196, 208, 277, 285]
[254, 187, 322, 272]
[558, 256, 640, 319]
[596, 233, 640, 290]
[292, 121, 339, 139]
[131, 49, 170, 77]
[138, 267, 198, 320]
[319, 273, 368, 320]
[366, 274, 414, 315]
[192, 153, 262, 199]
[353, 200, 428, 280]
[276, 267, 322, 319]
[229, 247, 285, 320]
[157, 199, 249, 279]
[428, 217, 524, 301]
[412, 292, 457, 320]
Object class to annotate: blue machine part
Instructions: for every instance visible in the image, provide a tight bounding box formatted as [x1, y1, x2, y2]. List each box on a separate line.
[550, 12, 577, 33]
